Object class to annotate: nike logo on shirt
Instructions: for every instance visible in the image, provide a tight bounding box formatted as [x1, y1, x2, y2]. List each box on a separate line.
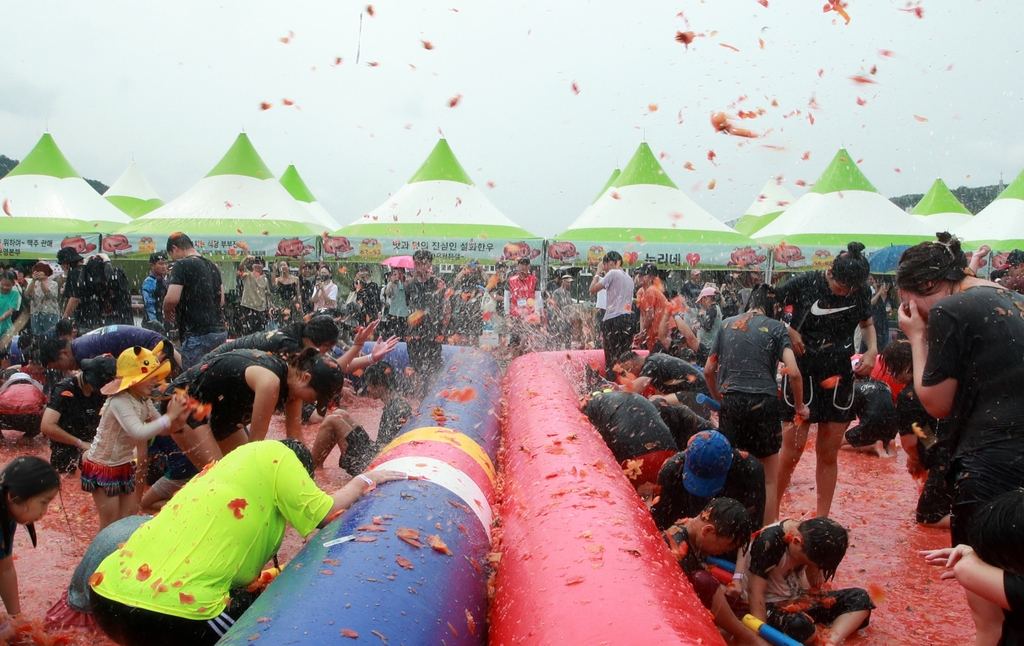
[810, 300, 856, 316]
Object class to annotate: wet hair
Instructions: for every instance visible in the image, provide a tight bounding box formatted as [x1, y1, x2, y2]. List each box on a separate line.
[603, 251, 623, 265]
[895, 233, 969, 296]
[55, 318, 76, 338]
[278, 439, 315, 478]
[364, 360, 395, 390]
[830, 242, 870, 287]
[616, 350, 642, 367]
[287, 346, 320, 371]
[39, 336, 72, 367]
[969, 488, 1024, 576]
[745, 284, 775, 314]
[149, 251, 168, 265]
[798, 517, 849, 582]
[0, 271, 15, 284]
[413, 249, 433, 263]
[880, 339, 913, 378]
[1006, 250, 1024, 267]
[166, 232, 194, 252]
[0, 457, 60, 549]
[301, 316, 339, 346]
[700, 497, 755, 548]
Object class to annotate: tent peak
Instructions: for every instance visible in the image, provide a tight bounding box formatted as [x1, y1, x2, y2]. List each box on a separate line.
[204, 133, 275, 181]
[807, 148, 878, 195]
[612, 142, 677, 190]
[407, 139, 473, 185]
[6, 133, 81, 180]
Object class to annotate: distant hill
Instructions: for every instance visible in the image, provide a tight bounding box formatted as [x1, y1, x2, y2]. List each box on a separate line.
[890, 184, 1005, 215]
[0, 154, 109, 194]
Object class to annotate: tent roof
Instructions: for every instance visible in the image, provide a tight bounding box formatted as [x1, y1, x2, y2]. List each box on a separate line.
[592, 168, 620, 204]
[5, 133, 79, 179]
[555, 142, 751, 244]
[734, 180, 795, 237]
[0, 134, 131, 231]
[118, 134, 321, 236]
[104, 162, 164, 218]
[755, 148, 932, 247]
[280, 165, 318, 203]
[956, 168, 1024, 249]
[407, 139, 473, 185]
[807, 148, 878, 194]
[910, 178, 971, 216]
[279, 165, 340, 230]
[205, 133, 274, 180]
[336, 139, 538, 239]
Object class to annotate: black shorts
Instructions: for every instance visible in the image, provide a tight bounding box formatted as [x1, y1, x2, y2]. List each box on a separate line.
[719, 392, 783, 458]
[950, 451, 1024, 546]
[92, 587, 258, 646]
[844, 419, 898, 447]
[601, 315, 633, 372]
[50, 442, 84, 475]
[338, 425, 378, 476]
[767, 588, 874, 643]
[781, 353, 856, 424]
[918, 449, 953, 525]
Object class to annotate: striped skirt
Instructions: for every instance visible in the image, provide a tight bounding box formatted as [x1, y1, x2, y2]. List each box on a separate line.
[81, 459, 136, 497]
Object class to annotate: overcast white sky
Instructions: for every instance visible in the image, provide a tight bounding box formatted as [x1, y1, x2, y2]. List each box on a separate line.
[2, 0, 1022, 237]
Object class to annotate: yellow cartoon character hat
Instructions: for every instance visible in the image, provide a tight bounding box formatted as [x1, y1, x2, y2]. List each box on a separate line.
[101, 343, 172, 395]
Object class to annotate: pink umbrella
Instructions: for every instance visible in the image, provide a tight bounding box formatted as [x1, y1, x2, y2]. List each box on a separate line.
[381, 255, 414, 269]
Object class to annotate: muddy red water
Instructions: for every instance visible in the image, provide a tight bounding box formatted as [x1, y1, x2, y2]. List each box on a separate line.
[5, 408, 970, 645]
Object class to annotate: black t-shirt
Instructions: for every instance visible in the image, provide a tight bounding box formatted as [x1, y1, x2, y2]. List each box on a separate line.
[651, 449, 766, 531]
[164, 350, 288, 436]
[378, 397, 412, 448]
[405, 275, 446, 339]
[663, 524, 704, 576]
[168, 255, 226, 339]
[748, 523, 797, 581]
[354, 280, 382, 325]
[853, 379, 897, 425]
[921, 286, 1024, 459]
[774, 272, 871, 357]
[46, 376, 104, 441]
[651, 399, 716, 450]
[581, 391, 677, 463]
[709, 313, 791, 395]
[639, 353, 710, 396]
[209, 326, 304, 358]
[1001, 571, 1024, 646]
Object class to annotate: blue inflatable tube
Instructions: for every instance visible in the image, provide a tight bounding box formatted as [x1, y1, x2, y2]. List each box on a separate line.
[219, 343, 500, 645]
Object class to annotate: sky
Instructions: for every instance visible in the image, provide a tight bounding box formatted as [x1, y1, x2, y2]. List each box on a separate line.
[2, 0, 1022, 237]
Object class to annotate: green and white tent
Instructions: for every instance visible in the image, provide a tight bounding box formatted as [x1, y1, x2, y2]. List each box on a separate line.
[280, 164, 341, 232]
[333, 139, 540, 263]
[755, 148, 933, 269]
[956, 167, 1024, 252]
[0, 133, 129, 257]
[733, 180, 795, 237]
[104, 161, 164, 218]
[116, 134, 320, 260]
[592, 168, 621, 202]
[550, 142, 762, 269]
[909, 178, 973, 234]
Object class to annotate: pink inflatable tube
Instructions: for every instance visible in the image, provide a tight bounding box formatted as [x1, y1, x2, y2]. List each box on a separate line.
[490, 350, 724, 646]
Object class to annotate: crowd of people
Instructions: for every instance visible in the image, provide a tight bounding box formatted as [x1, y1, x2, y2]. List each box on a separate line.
[0, 232, 1021, 645]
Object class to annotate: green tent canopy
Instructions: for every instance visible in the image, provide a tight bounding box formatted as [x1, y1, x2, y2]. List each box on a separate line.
[549, 142, 759, 269]
[734, 179, 795, 237]
[104, 161, 164, 218]
[333, 139, 540, 263]
[0, 134, 130, 257]
[909, 178, 972, 234]
[958, 166, 1024, 250]
[280, 164, 340, 231]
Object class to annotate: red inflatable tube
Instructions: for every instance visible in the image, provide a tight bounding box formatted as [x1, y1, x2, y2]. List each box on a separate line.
[490, 350, 724, 646]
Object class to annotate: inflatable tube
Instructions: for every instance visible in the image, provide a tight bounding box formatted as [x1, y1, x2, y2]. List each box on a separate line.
[489, 350, 724, 646]
[219, 344, 500, 646]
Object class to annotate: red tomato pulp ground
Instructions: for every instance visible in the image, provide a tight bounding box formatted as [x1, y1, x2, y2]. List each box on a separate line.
[5, 409, 971, 645]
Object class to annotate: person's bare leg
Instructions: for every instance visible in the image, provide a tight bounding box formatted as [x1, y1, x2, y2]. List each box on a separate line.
[967, 590, 1004, 646]
[312, 414, 356, 468]
[92, 490, 122, 532]
[815, 421, 850, 518]
[776, 421, 810, 515]
[173, 424, 222, 469]
[760, 453, 780, 525]
[823, 609, 870, 645]
[216, 428, 249, 459]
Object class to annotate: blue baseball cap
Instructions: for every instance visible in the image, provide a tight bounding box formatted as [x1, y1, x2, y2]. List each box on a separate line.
[682, 431, 733, 498]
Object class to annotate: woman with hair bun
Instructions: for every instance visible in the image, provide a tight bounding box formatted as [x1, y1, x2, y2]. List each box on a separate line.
[773, 241, 877, 519]
[897, 232, 1024, 646]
